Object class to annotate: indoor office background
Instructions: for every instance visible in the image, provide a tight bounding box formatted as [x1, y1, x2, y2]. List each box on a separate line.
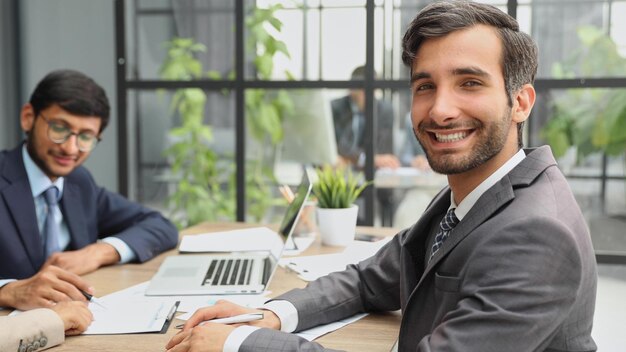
[1, 0, 625, 348]
[2, 0, 625, 258]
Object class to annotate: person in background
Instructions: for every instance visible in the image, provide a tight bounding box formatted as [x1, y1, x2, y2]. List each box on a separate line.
[165, 1, 597, 351]
[0, 69, 178, 311]
[331, 65, 400, 225]
[0, 301, 92, 351]
[394, 113, 434, 228]
[331, 65, 400, 170]
[399, 112, 429, 170]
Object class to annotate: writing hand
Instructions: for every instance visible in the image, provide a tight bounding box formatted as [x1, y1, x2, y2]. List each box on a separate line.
[50, 301, 94, 335]
[44, 242, 121, 275]
[0, 265, 93, 310]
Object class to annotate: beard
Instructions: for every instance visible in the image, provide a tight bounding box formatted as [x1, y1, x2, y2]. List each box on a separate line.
[414, 107, 513, 175]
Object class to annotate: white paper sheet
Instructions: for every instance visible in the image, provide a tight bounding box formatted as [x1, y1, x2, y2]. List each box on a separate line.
[100, 281, 269, 313]
[296, 313, 368, 341]
[176, 293, 269, 314]
[84, 299, 177, 335]
[178, 227, 283, 253]
[279, 238, 391, 281]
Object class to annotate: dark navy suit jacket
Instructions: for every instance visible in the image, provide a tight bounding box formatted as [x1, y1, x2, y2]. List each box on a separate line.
[0, 145, 178, 279]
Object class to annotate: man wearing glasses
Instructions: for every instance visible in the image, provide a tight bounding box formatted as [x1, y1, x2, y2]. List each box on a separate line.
[0, 69, 178, 310]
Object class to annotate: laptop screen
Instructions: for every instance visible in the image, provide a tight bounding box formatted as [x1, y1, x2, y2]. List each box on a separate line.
[268, 171, 312, 261]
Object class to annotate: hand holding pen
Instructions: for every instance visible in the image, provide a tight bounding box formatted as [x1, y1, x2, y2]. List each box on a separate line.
[80, 289, 107, 310]
[175, 312, 263, 329]
[175, 300, 281, 331]
[167, 301, 281, 352]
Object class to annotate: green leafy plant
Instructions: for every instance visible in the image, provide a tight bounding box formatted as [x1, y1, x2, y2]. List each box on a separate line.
[313, 166, 371, 209]
[160, 38, 234, 228]
[243, 4, 295, 222]
[159, 4, 295, 227]
[542, 26, 626, 160]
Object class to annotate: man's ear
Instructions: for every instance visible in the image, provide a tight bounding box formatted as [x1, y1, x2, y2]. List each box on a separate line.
[512, 84, 536, 124]
[20, 103, 36, 133]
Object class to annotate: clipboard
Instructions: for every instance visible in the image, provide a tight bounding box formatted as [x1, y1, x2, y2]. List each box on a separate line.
[83, 299, 180, 335]
[159, 301, 180, 333]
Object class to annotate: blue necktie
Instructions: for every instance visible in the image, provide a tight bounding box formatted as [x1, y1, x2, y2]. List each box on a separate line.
[43, 186, 61, 257]
[429, 208, 460, 262]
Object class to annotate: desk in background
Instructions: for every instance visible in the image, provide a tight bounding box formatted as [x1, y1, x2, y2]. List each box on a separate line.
[375, 167, 447, 227]
[4, 222, 400, 352]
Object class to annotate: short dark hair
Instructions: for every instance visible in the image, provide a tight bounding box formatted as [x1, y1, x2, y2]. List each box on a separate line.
[401, 0, 538, 148]
[349, 65, 378, 80]
[29, 69, 110, 133]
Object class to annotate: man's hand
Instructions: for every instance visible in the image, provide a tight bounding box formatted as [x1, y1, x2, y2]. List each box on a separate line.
[0, 265, 93, 310]
[375, 154, 401, 169]
[166, 324, 235, 352]
[166, 300, 281, 351]
[44, 242, 121, 275]
[50, 301, 93, 335]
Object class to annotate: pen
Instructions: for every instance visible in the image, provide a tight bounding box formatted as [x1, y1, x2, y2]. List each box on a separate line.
[175, 312, 264, 329]
[80, 290, 107, 310]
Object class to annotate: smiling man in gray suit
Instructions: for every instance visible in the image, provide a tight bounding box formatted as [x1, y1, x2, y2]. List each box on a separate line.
[166, 1, 597, 351]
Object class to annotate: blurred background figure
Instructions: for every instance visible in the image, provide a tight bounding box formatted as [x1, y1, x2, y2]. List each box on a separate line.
[330, 66, 400, 225]
[399, 112, 429, 170]
[330, 66, 399, 170]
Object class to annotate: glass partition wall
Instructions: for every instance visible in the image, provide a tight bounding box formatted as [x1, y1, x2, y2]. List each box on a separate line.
[115, 0, 626, 263]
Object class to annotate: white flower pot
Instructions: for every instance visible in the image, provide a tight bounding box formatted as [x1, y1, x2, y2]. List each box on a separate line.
[316, 204, 359, 246]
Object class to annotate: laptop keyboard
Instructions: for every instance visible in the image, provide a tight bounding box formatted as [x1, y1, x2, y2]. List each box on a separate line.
[202, 259, 253, 286]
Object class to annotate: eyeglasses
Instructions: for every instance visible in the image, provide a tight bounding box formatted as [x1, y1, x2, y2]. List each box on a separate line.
[39, 114, 101, 152]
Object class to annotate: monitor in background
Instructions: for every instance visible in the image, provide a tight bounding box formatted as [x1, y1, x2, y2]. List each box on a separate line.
[275, 89, 338, 185]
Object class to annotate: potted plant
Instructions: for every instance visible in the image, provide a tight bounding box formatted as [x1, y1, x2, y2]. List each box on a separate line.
[312, 165, 371, 246]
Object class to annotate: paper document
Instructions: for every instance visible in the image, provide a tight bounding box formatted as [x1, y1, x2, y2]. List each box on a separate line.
[85, 299, 177, 335]
[99, 281, 269, 313]
[176, 293, 269, 314]
[297, 313, 368, 341]
[280, 238, 392, 281]
[179, 227, 282, 253]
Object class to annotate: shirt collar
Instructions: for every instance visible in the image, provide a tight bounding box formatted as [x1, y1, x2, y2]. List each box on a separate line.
[22, 144, 65, 198]
[450, 148, 526, 221]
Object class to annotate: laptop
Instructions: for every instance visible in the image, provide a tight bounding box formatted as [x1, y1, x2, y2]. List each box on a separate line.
[145, 171, 312, 296]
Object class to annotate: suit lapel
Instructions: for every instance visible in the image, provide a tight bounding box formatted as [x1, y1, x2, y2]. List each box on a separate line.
[0, 147, 45, 270]
[60, 181, 89, 249]
[425, 176, 515, 271]
[416, 146, 555, 286]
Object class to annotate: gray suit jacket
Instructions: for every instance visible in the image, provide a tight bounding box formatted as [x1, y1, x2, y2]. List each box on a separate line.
[242, 146, 597, 352]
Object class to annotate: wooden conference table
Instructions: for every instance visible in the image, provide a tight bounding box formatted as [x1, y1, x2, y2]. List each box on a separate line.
[35, 222, 401, 351]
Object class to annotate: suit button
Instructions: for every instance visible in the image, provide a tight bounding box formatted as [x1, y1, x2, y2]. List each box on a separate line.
[39, 336, 48, 347]
[18, 344, 27, 352]
[26, 344, 35, 352]
[32, 340, 40, 349]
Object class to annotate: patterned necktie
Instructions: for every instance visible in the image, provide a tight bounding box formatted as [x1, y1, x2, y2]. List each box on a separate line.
[429, 208, 460, 262]
[43, 186, 61, 257]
